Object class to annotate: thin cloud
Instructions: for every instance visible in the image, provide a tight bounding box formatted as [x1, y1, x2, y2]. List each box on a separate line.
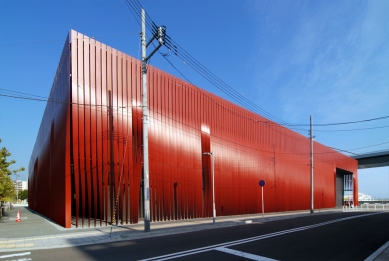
[251, 1, 389, 124]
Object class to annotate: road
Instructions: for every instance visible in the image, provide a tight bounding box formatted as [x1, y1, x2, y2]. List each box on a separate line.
[2, 212, 388, 260]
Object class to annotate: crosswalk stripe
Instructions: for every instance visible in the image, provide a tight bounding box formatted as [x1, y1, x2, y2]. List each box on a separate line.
[215, 247, 278, 261]
[0, 252, 31, 258]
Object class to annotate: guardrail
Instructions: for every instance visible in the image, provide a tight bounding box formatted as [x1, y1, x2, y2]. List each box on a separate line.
[358, 201, 389, 204]
[343, 203, 389, 212]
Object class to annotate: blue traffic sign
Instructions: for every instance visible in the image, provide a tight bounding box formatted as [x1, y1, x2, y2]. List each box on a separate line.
[259, 180, 266, 186]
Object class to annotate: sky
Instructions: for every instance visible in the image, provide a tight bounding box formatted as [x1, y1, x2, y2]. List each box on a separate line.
[0, 0, 388, 198]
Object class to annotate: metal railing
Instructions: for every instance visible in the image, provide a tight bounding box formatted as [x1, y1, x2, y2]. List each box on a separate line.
[343, 203, 389, 212]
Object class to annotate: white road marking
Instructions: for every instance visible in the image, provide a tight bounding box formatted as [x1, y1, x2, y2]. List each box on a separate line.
[364, 240, 389, 261]
[0, 252, 31, 259]
[139, 213, 381, 261]
[215, 247, 278, 261]
[6, 258, 32, 261]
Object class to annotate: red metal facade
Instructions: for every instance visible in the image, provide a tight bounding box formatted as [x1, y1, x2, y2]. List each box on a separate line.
[29, 30, 358, 228]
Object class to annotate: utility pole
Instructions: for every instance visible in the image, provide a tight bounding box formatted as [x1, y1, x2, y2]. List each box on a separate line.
[273, 144, 276, 211]
[141, 8, 165, 232]
[211, 152, 215, 224]
[203, 152, 215, 224]
[310, 115, 314, 214]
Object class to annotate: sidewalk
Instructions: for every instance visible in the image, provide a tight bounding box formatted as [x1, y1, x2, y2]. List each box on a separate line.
[0, 205, 388, 261]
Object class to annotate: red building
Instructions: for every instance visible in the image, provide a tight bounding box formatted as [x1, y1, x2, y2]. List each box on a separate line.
[29, 30, 358, 228]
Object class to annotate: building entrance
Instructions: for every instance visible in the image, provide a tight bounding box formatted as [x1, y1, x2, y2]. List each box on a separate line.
[336, 168, 354, 207]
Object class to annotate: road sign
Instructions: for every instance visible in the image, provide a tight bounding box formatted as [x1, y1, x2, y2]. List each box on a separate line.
[259, 180, 266, 187]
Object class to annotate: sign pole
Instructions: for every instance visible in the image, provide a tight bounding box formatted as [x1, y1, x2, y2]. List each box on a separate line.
[262, 186, 264, 218]
[259, 180, 266, 218]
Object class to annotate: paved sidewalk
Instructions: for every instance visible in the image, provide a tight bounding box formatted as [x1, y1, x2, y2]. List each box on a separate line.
[1, 205, 388, 261]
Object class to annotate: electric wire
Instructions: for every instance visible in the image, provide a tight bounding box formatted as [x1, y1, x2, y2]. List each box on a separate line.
[288, 116, 389, 126]
[0, 34, 139, 47]
[123, 0, 307, 135]
[4, 85, 382, 158]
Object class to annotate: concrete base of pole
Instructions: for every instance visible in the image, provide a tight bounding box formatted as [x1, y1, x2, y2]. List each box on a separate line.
[144, 221, 150, 232]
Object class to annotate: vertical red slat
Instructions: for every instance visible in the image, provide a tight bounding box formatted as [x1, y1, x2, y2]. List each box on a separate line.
[83, 36, 92, 227]
[117, 51, 123, 224]
[77, 32, 86, 227]
[71, 31, 80, 228]
[106, 46, 113, 224]
[95, 40, 103, 226]
[101, 43, 109, 226]
[89, 39, 97, 227]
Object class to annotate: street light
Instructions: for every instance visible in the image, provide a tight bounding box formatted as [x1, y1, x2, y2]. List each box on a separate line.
[203, 151, 215, 224]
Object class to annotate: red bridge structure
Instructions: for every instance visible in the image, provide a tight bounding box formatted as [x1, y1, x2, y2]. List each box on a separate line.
[29, 30, 358, 228]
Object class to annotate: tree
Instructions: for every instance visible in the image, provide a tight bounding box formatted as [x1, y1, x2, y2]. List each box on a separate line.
[0, 139, 25, 202]
[18, 189, 28, 201]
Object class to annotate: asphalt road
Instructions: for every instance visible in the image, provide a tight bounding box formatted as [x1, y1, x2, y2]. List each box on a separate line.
[3, 212, 389, 261]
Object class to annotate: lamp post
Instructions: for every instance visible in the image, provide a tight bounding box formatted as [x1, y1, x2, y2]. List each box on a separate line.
[203, 151, 215, 224]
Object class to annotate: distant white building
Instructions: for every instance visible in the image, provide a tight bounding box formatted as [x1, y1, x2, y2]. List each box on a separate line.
[13, 180, 28, 204]
[358, 192, 372, 201]
[13, 180, 28, 192]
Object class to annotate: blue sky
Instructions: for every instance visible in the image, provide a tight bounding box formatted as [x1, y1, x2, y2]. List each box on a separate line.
[0, 0, 388, 198]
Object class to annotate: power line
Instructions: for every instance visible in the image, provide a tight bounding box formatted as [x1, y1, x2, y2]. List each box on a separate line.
[288, 116, 389, 126]
[313, 125, 389, 132]
[0, 33, 139, 47]
[330, 141, 389, 156]
[2, 86, 388, 132]
[0, 88, 140, 113]
[122, 0, 389, 144]
[123, 0, 307, 135]
[3, 87, 385, 159]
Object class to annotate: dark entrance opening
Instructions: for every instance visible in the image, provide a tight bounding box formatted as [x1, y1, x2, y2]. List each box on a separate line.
[336, 168, 354, 207]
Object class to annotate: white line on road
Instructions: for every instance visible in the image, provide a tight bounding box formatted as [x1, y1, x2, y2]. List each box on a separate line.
[139, 213, 381, 261]
[6, 258, 32, 261]
[215, 247, 278, 261]
[0, 252, 31, 259]
[364, 240, 389, 261]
